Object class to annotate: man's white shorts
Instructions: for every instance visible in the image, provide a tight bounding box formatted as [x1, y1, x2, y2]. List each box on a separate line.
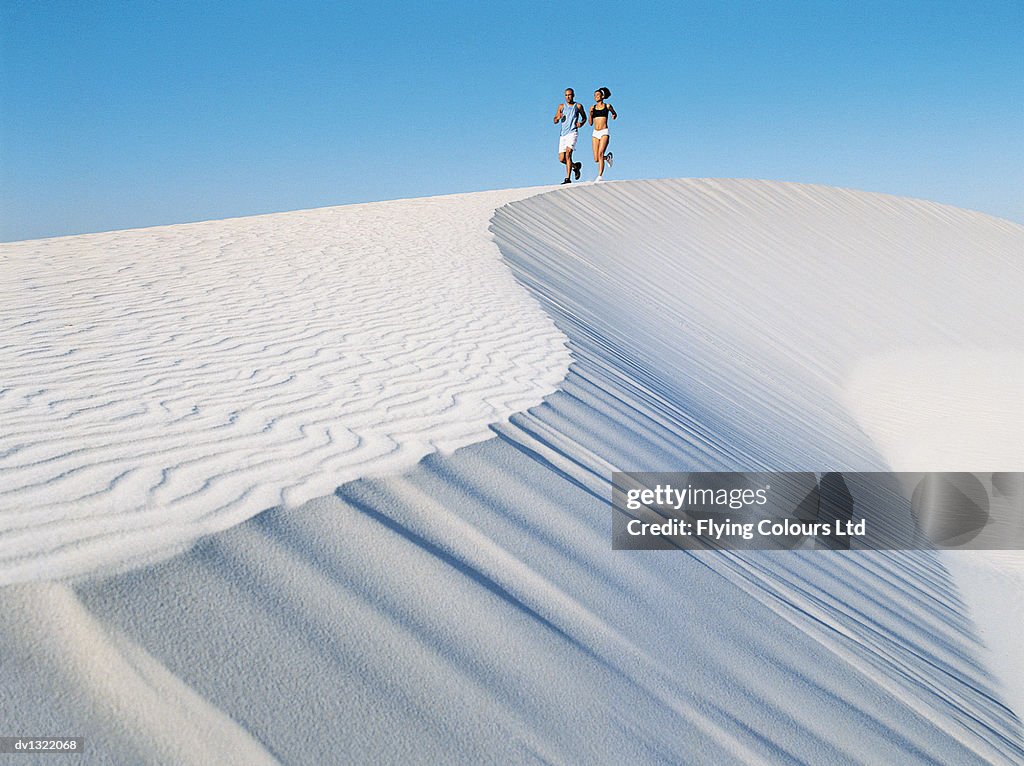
[558, 131, 578, 153]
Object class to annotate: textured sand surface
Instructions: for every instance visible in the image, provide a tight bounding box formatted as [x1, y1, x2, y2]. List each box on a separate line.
[1, 180, 1022, 764]
[0, 188, 570, 583]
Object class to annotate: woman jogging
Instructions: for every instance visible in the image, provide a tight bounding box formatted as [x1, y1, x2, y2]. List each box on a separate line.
[589, 87, 617, 182]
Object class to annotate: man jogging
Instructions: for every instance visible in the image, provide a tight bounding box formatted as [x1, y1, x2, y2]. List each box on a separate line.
[553, 88, 585, 184]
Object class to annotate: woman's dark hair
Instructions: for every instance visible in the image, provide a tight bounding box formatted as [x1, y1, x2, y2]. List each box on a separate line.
[599, 87, 611, 99]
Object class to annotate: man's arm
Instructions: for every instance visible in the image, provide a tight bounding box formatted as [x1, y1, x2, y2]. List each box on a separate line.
[553, 103, 564, 124]
[575, 104, 586, 129]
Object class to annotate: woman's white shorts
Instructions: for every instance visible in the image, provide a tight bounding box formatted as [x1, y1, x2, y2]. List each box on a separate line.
[558, 131, 578, 152]
[592, 128, 610, 139]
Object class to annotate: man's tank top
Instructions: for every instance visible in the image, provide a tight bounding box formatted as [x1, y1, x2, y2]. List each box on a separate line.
[559, 102, 581, 136]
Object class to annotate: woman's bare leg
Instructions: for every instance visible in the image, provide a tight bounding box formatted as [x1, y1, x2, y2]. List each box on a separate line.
[598, 135, 610, 176]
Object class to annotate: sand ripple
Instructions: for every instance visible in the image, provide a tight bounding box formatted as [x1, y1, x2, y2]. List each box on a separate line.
[0, 189, 571, 583]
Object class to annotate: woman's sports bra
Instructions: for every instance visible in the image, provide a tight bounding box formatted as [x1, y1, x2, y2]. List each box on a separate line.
[592, 105, 609, 118]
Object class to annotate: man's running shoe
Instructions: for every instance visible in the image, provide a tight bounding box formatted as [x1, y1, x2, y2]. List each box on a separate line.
[561, 178, 572, 185]
[573, 162, 582, 180]
[604, 152, 613, 168]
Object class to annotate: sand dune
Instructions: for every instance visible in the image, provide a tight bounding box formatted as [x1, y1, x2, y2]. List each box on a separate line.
[0, 189, 570, 584]
[1, 180, 1022, 764]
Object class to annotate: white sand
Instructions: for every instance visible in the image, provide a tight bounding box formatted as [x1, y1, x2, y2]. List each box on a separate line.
[844, 349, 1024, 717]
[845, 350, 1023, 472]
[0, 188, 571, 584]
[496, 179, 1024, 732]
[1, 179, 1022, 764]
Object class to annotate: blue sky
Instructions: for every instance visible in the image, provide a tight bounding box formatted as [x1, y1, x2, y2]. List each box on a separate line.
[2, 1, 1021, 241]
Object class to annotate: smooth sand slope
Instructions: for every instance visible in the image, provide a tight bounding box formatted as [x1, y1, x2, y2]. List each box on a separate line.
[1, 180, 1022, 764]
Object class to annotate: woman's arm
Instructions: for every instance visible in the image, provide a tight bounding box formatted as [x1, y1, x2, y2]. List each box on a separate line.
[609, 104, 617, 120]
[588, 105, 595, 126]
